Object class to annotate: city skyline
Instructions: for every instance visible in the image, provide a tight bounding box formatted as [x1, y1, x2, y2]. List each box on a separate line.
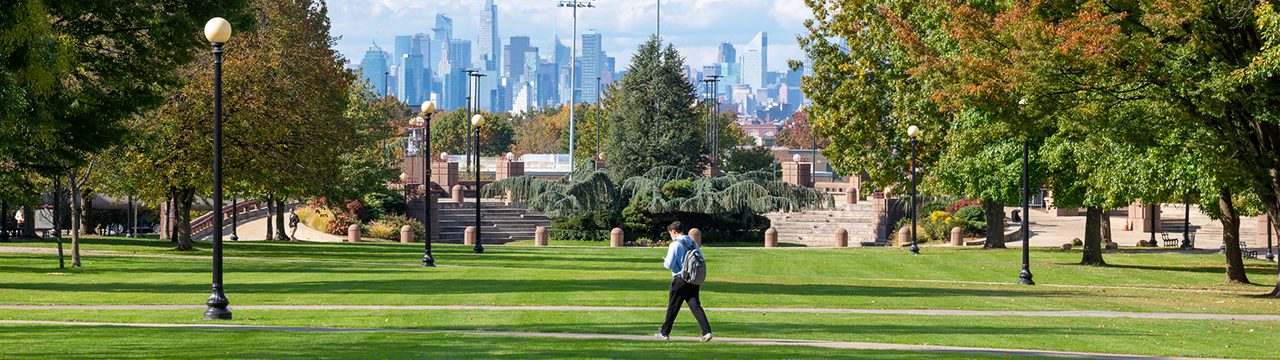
[328, 0, 810, 73]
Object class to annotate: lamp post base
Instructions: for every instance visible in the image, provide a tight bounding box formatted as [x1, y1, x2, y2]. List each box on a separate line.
[908, 244, 920, 255]
[422, 253, 436, 267]
[473, 245, 485, 254]
[203, 288, 232, 320]
[1018, 269, 1035, 285]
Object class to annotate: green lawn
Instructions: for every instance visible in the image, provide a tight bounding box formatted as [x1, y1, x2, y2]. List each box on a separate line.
[2, 236, 1278, 358]
[0, 325, 1040, 359]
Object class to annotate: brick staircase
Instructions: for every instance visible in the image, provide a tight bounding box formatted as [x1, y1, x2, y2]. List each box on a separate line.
[764, 204, 888, 247]
[435, 202, 550, 244]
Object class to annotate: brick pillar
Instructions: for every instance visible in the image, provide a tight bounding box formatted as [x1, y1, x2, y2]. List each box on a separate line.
[1127, 202, 1162, 233]
[848, 176, 862, 204]
[400, 225, 413, 244]
[782, 161, 813, 187]
[764, 228, 778, 248]
[835, 228, 848, 247]
[1255, 216, 1273, 247]
[495, 159, 524, 181]
[432, 161, 459, 190]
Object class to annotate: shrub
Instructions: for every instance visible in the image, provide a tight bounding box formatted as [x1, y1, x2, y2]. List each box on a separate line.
[363, 191, 406, 221]
[920, 200, 949, 215]
[953, 205, 985, 234]
[661, 179, 694, 199]
[364, 214, 424, 241]
[947, 199, 982, 213]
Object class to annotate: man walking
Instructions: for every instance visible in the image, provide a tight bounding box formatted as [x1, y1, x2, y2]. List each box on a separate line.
[288, 209, 300, 242]
[656, 221, 712, 341]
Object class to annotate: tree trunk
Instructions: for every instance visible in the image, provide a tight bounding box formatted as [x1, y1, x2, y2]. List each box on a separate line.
[265, 194, 274, 241]
[80, 189, 94, 235]
[1219, 187, 1250, 284]
[21, 205, 35, 237]
[173, 188, 195, 251]
[982, 199, 1006, 249]
[1100, 209, 1112, 244]
[68, 171, 82, 267]
[274, 198, 288, 241]
[1081, 206, 1106, 266]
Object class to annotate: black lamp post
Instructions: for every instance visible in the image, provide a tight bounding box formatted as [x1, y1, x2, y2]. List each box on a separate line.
[1018, 139, 1035, 285]
[229, 196, 238, 241]
[125, 196, 134, 238]
[907, 125, 921, 255]
[471, 114, 486, 254]
[1015, 98, 1034, 285]
[203, 17, 233, 321]
[1181, 196, 1193, 249]
[1149, 203, 1158, 247]
[416, 101, 438, 267]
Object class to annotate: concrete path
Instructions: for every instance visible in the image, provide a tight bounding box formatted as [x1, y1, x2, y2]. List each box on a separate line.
[0, 319, 1222, 360]
[2, 304, 1278, 322]
[222, 216, 345, 242]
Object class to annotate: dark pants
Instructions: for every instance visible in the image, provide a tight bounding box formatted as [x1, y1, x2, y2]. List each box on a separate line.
[659, 276, 711, 336]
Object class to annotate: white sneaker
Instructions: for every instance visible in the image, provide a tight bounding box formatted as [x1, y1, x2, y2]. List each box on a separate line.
[654, 333, 669, 340]
[701, 333, 713, 342]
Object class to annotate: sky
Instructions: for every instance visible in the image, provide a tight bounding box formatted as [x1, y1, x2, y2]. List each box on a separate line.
[327, 0, 813, 72]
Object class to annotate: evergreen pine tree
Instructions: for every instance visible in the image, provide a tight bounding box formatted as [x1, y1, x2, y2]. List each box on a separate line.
[605, 36, 707, 178]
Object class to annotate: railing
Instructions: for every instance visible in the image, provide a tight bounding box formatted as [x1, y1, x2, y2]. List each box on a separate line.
[190, 199, 262, 237]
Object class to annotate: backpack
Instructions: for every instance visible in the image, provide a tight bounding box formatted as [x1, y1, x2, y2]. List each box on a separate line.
[678, 238, 707, 285]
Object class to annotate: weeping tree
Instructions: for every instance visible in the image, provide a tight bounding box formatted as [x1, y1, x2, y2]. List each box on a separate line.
[485, 166, 833, 242]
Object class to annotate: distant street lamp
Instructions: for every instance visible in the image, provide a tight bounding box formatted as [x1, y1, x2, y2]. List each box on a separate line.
[907, 125, 921, 256]
[202, 17, 233, 320]
[1017, 98, 1034, 286]
[471, 114, 486, 254]
[400, 173, 410, 199]
[229, 196, 238, 241]
[416, 101, 439, 267]
[1148, 204, 1158, 247]
[1268, 216, 1275, 262]
[1181, 195, 1193, 249]
[558, 0, 596, 180]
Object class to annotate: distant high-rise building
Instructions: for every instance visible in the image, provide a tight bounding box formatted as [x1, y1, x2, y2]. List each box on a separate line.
[479, 0, 500, 73]
[537, 62, 559, 107]
[393, 35, 412, 67]
[443, 67, 467, 110]
[413, 33, 432, 69]
[433, 14, 454, 72]
[399, 52, 424, 104]
[359, 43, 390, 97]
[450, 40, 472, 70]
[743, 32, 767, 90]
[580, 32, 602, 103]
[718, 42, 736, 64]
[741, 49, 762, 90]
[504, 36, 533, 83]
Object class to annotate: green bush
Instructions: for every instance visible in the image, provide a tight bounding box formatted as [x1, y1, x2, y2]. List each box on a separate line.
[363, 214, 424, 241]
[661, 179, 694, 199]
[547, 229, 610, 241]
[954, 205, 985, 234]
[920, 199, 949, 215]
[362, 191, 406, 221]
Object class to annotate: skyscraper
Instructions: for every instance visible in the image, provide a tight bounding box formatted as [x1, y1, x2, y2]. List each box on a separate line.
[743, 32, 767, 90]
[393, 35, 412, 67]
[479, 0, 500, 73]
[718, 42, 736, 64]
[450, 40, 472, 70]
[580, 32, 602, 103]
[399, 52, 423, 103]
[433, 14, 453, 72]
[504, 36, 533, 83]
[359, 43, 389, 97]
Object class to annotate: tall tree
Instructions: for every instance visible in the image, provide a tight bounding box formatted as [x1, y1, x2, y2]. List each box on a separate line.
[606, 36, 707, 178]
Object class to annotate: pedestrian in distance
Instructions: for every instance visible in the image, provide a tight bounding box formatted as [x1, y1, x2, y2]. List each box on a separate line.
[288, 208, 300, 242]
[656, 221, 712, 342]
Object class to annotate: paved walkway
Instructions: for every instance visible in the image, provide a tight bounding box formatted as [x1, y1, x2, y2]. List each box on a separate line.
[0, 319, 1222, 360]
[222, 216, 345, 242]
[2, 304, 1277, 322]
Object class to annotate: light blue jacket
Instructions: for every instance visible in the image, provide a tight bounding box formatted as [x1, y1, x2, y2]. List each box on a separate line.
[663, 235, 703, 277]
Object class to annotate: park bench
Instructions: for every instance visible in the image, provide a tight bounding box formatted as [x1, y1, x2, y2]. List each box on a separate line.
[1221, 240, 1258, 259]
[1161, 233, 1179, 247]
